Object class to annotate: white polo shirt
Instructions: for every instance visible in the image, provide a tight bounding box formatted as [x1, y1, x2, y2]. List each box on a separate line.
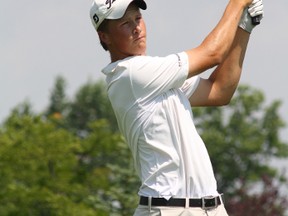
[102, 52, 219, 199]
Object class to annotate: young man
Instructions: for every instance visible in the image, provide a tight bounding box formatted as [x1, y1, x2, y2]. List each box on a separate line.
[90, 0, 264, 215]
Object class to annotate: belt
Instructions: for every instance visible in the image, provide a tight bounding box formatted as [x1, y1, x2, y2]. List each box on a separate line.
[139, 196, 221, 209]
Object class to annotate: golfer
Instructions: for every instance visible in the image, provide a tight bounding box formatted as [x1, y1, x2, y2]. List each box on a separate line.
[90, 0, 264, 215]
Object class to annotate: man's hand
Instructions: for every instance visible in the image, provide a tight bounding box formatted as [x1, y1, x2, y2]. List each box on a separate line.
[239, 0, 264, 33]
[249, 0, 264, 17]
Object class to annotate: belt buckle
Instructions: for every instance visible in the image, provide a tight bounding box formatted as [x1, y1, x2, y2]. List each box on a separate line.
[201, 196, 218, 210]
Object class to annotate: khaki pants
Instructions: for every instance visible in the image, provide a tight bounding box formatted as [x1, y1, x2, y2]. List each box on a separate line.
[133, 204, 229, 216]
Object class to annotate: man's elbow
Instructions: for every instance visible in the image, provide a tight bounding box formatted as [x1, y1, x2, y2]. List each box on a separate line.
[208, 46, 227, 66]
[221, 97, 232, 106]
[210, 97, 231, 106]
[212, 91, 234, 106]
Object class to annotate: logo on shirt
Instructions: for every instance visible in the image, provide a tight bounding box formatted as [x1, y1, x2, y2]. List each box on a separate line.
[176, 54, 182, 67]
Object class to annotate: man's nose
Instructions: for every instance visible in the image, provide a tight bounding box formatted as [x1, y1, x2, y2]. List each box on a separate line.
[133, 22, 142, 34]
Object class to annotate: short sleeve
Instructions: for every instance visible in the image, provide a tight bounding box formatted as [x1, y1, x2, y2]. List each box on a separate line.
[180, 76, 200, 98]
[129, 52, 189, 100]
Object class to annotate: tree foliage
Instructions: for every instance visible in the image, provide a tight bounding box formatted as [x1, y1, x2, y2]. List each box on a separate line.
[193, 86, 288, 191]
[0, 105, 95, 215]
[226, 175, 288, 216]
[0, 78, 287, 215]
[45, 76, 117, 135]
[193, 85, 288, 214]
[0, 101, 138, 215]
[46, 76, 69, 117]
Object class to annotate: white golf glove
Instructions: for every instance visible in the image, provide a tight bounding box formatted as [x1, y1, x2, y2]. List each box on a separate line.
[239, 0, 264, 33]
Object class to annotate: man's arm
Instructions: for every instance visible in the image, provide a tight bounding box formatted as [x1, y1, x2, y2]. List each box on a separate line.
[185, 0, 251, 77]
[190, 27, 250, 106]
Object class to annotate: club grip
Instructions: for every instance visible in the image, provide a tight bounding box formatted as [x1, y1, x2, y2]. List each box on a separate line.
[252, 15, 262, 25]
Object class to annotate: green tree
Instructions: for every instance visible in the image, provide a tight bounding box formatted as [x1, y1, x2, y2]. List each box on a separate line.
[66, 80, 118, 135]
[77, 120, 140, 216]
[45, 77, 118, 135]
[0, 103, 96, 216]
[193, 85, 288, 214]
[0, 102, 138, 216]
[46, 75, 69, 118]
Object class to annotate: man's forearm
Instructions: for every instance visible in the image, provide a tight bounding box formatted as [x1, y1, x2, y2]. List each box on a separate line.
[186, 0, 250, 78]
[202, 1, 247, 62]
[208, 27, 250, 105]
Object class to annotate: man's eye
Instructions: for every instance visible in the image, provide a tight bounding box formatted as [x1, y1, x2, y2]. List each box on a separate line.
[122, 21, 129, 26]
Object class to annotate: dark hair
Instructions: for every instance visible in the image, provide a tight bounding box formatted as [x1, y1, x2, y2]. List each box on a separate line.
[97, 19, 110, 51]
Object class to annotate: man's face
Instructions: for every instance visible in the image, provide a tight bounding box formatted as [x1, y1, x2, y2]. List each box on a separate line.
[101, 4, 147, 61]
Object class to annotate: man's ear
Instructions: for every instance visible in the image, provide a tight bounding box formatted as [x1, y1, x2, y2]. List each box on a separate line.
[98, 31, 111, 45]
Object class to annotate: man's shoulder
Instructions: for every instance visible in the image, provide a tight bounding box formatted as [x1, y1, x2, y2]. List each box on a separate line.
[129, 53, 188, 70]
[102, 52, 188, 77]
[101, 55, 156, 75]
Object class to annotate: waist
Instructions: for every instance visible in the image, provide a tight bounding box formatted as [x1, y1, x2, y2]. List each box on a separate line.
[139, 196, 222, 210]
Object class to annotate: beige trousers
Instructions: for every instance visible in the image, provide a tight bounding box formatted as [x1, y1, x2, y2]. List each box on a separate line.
[133, 204, 229, 216]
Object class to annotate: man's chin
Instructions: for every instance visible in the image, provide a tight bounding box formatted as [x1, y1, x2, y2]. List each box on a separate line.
[135, 46, 146, 56]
